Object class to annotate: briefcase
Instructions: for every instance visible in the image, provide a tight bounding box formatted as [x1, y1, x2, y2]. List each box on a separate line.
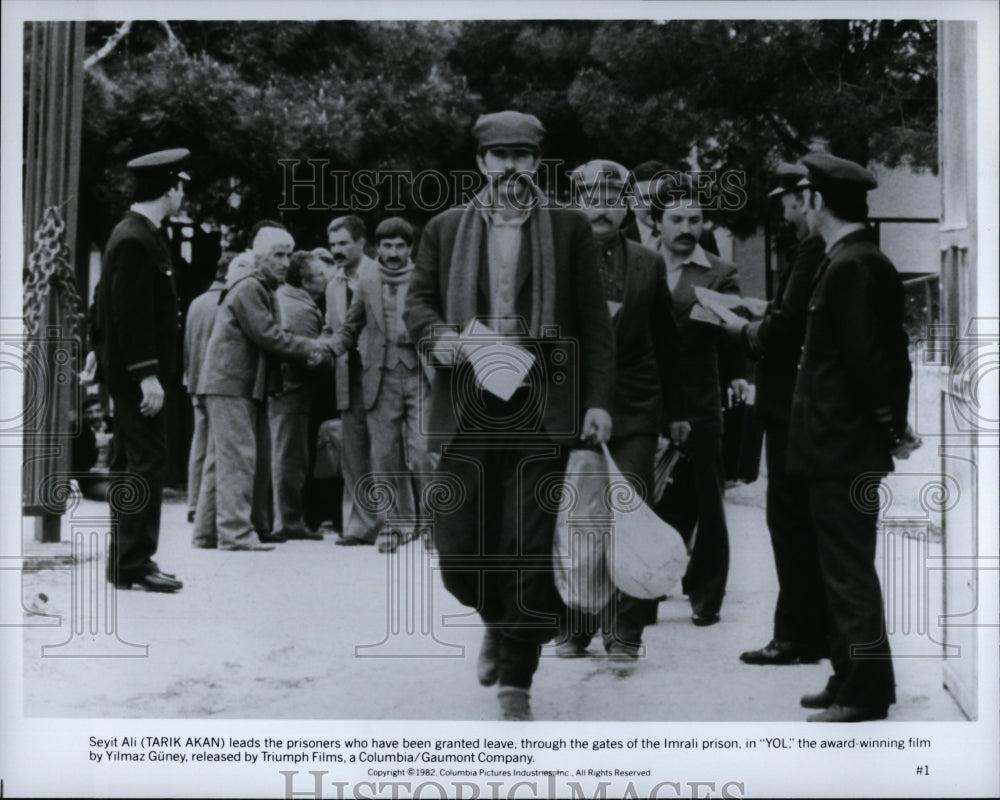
[723, 400, 764, 483]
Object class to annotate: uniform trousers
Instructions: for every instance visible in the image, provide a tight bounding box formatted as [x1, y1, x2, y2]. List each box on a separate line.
[434, 406, 569, 689]
[809, 477, 896, 708]
[560, 433, 658, 650]
[764, 421, 828, 649]
[187, 395, 209, 517]
[341, 368, 379, 542]
[193, 395, 272, 548]
[106, 381, 167, 581]
[366, 362, 429, 537]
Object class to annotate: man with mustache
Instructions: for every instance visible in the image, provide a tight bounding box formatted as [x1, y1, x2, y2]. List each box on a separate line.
[558, 159, 688, 660]
[328, 217, 431, 553]
[404, 111, 615, 720]
[325, 216, 381, 546]
[651, 174, 749, 626]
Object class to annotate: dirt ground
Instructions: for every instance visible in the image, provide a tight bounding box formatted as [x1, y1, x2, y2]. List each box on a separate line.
[19, 434, 965, 723]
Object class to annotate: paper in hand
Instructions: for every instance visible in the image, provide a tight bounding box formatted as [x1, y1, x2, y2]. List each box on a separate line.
[461, 320, 535, 401]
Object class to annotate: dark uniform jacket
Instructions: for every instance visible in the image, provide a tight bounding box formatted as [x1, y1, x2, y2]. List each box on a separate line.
[668, 249, 745, 436]
[93, 211, 179, 388]
[199, 268, 314, 403]
[742, 233, 826, 423]
[404, 206, 616, 447]
[787, 229, 912, 478]
[611, 236, 685, 437]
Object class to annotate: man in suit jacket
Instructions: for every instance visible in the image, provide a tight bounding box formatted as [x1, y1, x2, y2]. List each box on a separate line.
[325, 216, 382, 546]
[557, 159, 689, 661]
[92, 148, 189, 593]
[650, 174, 749, 626]
[329, 217, 432, 553]
[269, 250, 329, 541]
[183, 252, 231, 524]
[724, 163, 830, 666]
[404, 111, 616, 721]
[789, 153, 917, 722]
[195, 227, 322, 551]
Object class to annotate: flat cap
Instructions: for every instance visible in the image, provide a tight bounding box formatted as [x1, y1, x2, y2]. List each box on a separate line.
[570, 159, 629, 189]
[798, 152, 877, 194]
[767, 162, 808, 197]
[473, 111, 545, 151]
[126, 148, 191, 181]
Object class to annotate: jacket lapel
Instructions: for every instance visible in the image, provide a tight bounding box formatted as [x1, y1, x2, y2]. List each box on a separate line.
[366, 266, 387, 334]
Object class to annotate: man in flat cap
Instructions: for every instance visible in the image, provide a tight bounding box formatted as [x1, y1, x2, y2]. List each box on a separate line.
[404, 111, 616, 720]
[557, 159, 688, 661]
[92, 148, 190, 592]
[722, 162, 830, 666]
[649, 173, 748, 627]
[790, 152, 918, 722]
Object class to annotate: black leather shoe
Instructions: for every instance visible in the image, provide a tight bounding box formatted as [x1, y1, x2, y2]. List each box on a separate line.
[800, 687, 837, 709]
[478, 628, 501, 687]
[741, 639, 824, 665]
[114, 572, 182, 593]
[691, 612, 720, 627]
[187, 510, 196, 523]
[807, 703, 888, 723]
[336, 536, 373, 547]
[257, 531, 287, 543]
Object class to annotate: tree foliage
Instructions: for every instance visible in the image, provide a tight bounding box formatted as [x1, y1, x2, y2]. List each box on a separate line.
[74, 19, 937, 245]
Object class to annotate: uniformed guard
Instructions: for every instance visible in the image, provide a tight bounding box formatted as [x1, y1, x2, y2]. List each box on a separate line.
[789, 151, 919, 722]
[93, 148, 190, 592]
[725, 162, 830, 666]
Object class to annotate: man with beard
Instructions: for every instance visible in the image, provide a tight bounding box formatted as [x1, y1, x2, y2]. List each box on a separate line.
[404, 111, 615, 720]
[326, 216, 382, 546]
[93, 148, 189, 593]
[329, 217, 431, 554]
[723, 163, 830, 666]
[557, 159, 688, 660]
[650, 174, 749, 626]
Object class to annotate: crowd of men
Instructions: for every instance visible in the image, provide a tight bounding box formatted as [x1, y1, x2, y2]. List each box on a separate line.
[89, 109, 918, 724]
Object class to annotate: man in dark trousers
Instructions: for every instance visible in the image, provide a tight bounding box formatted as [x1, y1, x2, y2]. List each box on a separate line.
[790, 152, 918, 722]
[558, 159, 688, 660]
[93, 148, 189, 593]
[723, 163, 830, 665]
[650, 174, 748, 626]
[404, 111, 616, 720]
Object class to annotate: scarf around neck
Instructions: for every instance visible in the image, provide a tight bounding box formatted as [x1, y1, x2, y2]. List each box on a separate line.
[446, 182, 556, 337]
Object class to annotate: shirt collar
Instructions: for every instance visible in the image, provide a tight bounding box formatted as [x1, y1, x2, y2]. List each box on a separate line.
[667, 243, 712, 270]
